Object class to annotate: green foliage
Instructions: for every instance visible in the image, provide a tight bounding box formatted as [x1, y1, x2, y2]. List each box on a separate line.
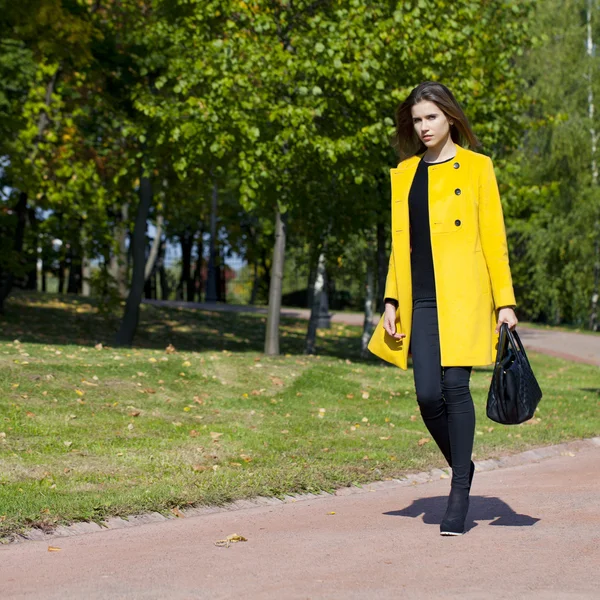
[503, 0, 600, 326]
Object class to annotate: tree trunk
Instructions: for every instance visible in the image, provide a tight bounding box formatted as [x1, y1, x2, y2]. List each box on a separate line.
[0, 192, 28, 313]
[157, 238, 169, 300]
[81, 251, 91, 297]
[144, 214, 163, 281]
[361, 256, 375, 357]
[178, 229, 194, 302]
[110, 203, 129, 298]
[264, 206, 287, 355]
[41, 257, 47, 292]
[81, 231, 91, 297]
[115, 171, 153, 346]
[193, 230, 204, 302]
[206, 179, 219, 302]
[25, 206, 38, 290]
[58, 255, 67, 294]
[305, 250, 329, 354]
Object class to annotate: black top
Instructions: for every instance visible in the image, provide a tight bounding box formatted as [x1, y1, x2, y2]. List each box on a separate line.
[409, 156, 453, 301]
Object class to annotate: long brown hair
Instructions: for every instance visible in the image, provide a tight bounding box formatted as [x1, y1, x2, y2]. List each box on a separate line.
[394, 81, 480, 160]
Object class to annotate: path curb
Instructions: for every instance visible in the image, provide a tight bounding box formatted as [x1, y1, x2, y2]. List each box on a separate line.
[4, 436, 599, 546]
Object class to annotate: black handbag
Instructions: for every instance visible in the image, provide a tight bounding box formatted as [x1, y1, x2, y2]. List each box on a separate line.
[486, 323, 543, 425]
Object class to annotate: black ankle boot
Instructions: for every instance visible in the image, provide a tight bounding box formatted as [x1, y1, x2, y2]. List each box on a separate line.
[440, 486, 470, 536]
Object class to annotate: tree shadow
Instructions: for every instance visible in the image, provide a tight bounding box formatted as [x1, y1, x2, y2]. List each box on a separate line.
[580, 388, 600, 395]
[385, 495, 540, 532]
[0, 293, 379, 362]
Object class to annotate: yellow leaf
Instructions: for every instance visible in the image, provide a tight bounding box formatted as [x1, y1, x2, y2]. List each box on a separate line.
[214, 533, 247, 547]
[183, 407, 191, 412]
[362, 392, 369, 399]
[327, 512, 336, 515]
[75, 389, 84, 396]
[182, 361, 191, 367]
[48, 546, 61, 552]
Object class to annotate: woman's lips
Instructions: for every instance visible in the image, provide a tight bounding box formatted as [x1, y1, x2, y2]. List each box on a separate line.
[423, 135, 432, 141]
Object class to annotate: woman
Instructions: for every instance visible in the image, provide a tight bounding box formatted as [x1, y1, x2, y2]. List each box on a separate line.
[368, 81, 518, 536]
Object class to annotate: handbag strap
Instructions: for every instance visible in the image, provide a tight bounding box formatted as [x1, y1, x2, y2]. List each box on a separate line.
[504, 325, 533, 368]
[494, 322, 509, 365]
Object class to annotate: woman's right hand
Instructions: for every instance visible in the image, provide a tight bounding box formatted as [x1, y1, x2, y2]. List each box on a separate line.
[383, 301, 406, 340]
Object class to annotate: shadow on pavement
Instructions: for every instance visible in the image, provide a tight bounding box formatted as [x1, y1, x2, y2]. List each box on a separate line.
[386, 495, 540, 531]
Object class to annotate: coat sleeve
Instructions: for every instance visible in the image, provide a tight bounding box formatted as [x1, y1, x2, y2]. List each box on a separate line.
[478, 156, 517, 309]
[383, 244, 399, 304]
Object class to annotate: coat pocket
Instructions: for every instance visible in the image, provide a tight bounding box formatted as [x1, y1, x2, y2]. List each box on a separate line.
[430, 196, 464, 234]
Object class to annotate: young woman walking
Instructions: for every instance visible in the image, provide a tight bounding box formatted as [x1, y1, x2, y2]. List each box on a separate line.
[369, 81, 518, 536]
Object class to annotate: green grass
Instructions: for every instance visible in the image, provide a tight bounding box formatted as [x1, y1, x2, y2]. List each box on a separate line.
[0, 292, 598, 540]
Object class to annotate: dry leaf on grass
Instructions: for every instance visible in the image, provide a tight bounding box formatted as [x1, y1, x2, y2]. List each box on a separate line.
[417, 437, 430, 446]
[270, 376, 284, 386]
[214, 533, 247, 548]
[210, 432, 223, 440]
[171, 507, 185, 518]
[165, 344, 176, 354]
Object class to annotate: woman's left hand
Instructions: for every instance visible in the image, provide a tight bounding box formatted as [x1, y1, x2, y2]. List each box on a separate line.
[496, 307, 518, 333]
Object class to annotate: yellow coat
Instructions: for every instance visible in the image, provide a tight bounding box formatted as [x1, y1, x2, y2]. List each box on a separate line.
[368, 144, 516, 370]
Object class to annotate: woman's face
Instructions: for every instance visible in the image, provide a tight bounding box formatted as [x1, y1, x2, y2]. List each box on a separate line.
[410, 100, 452, 150]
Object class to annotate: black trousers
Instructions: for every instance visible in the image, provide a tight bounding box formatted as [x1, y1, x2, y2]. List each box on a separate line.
[411, 298, 475, 490]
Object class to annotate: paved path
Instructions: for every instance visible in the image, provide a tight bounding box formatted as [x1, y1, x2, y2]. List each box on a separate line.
[144, 299, 600, 366]
[2, 440, 599, 599]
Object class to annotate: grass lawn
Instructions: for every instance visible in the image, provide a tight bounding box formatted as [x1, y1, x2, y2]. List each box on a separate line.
[1, 292, 598, 540]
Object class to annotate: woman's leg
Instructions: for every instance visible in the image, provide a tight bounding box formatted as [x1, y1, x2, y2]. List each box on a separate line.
[441, 366, 475, 490]
[410, 299, 452, 467]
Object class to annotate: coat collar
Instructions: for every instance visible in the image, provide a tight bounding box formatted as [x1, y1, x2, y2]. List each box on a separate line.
[393, 143, 466, 174]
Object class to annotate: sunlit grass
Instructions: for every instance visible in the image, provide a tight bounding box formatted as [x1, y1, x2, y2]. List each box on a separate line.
[0, 292, 598, 539]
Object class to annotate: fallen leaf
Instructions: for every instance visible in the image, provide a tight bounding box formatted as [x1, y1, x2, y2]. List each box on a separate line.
[417, 437, 430, 446]
[165, 344, 176, 354]
[362, 392, 369, 399]
[171, 507, 185, 518]
[214, 533, 247, 547]
[94, 343, 103, 350]
[63, 441, 72, 448]
[270, 376, 284, 386]
[410, 415, 417, 422]
[129, 410, 141, 417]
[48, 546, 61, 552]
[182, 361, 191, 367]
[189, 430, 199, 437]
[210, 432, 223, 440]
[327, 511, 336, 515]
